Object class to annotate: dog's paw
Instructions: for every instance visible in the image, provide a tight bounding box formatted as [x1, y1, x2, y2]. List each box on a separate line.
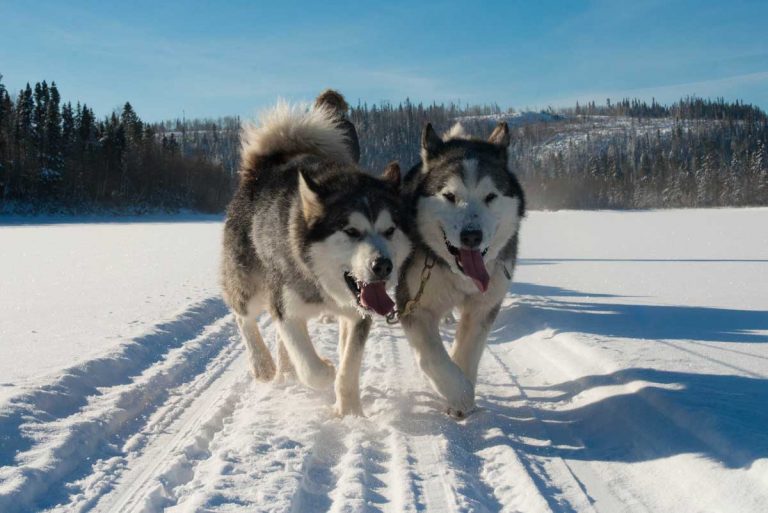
[333, 401, 364, 418]
[275, 358, 297, 384]
[250, 355, 277, 382]
[302, 358, 336, 390]
[446, 405, 475, 420]
[273, 368, 295, 385]
[432, 368, 475, 414]
[445, 392, 475, 417]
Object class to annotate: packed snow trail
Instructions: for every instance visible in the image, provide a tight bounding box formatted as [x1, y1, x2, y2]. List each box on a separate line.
[3, 300, 765, 513]
[1, 209, 766, 512]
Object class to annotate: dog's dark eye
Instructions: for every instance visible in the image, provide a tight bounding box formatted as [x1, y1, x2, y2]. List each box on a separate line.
[344, 228, 362, 239]
[383, 226, 396, 239]
[443, 192, 456, 204]
[485, 193, 498, 204]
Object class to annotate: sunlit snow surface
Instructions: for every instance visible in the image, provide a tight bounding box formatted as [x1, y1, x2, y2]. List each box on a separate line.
[0, 209, 766, 513]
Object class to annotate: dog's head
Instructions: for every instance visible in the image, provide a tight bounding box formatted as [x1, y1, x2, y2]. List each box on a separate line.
[411, 122, 525, 292]
[300, 162, 411, 316]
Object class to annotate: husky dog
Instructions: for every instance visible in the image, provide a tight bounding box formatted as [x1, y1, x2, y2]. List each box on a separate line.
[220, 91, 411, 416]
[396, 122, 525, 418]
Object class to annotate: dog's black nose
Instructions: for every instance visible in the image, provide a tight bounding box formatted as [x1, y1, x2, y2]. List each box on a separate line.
[371, 257, 393, 280]
[460, 229, 483, 248]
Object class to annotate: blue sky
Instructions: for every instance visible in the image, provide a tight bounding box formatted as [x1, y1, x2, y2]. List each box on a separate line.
[1, 0, 767, 121]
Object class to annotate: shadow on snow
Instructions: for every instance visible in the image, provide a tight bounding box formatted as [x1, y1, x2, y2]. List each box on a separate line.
[476, 367, 768, 469]
[469, 279, 768, 469]
[507, 282, 768, 344]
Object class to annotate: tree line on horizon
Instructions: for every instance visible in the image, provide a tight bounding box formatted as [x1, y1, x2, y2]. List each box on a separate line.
[0, 75, 230, 213]
[1, 73, 766, 213]
[347, 96, 768, 209]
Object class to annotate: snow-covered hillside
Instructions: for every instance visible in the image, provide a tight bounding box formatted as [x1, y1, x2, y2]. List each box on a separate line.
[532, 116, 685, 156]
[1, 209, 766, 513]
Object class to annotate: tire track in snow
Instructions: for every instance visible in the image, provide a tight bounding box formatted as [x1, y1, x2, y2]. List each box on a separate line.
[0, 298, 229, 467]
[94, 361, 251, 513]
[54, 322, 249, 513]
[289, 320, 395, 513]
[367, 320, 504, 513]
[166, 319, 346, 513]
[29, 300, 625, 513]
[503, 328, 768, 513]
[481, 342, 597, 513]
[166, 381, 323, 513]
[490, 294, 765, 512]
[83, 316, 277, 513]
[0, 299, 235, 513]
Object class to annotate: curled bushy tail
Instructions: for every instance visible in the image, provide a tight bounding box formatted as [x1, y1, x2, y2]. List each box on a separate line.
[240, 96, 354, 177]
[443, 122, 470, 141]
[314, 89, 349, 118]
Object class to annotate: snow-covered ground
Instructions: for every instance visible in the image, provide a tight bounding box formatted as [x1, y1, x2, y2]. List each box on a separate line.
[1, 209, 766, 513]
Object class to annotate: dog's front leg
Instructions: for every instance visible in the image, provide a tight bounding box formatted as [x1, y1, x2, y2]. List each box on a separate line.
[334, 316, 372, 416]
[402, 310, 475, 415]
[277, 318, 335, 390]
[450, 303, 500, 385]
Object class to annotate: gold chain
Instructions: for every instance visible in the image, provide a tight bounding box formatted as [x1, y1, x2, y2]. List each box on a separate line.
[386, 252, 436, 324]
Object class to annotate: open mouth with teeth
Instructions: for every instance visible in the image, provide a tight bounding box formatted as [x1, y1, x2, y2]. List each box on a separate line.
[442, 230, 491, 293]
[344, 272, 395, 316]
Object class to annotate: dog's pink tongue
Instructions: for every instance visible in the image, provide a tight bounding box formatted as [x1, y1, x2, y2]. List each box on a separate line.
[359, 282, 395, 316]
[459, 248, 490, 292]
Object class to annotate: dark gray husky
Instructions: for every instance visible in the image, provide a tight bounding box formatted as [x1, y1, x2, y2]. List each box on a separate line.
[396, 122, 525, 418]
[220, 91, 411, 416]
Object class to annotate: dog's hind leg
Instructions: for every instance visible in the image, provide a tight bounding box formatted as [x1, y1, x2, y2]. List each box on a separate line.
[277, 318, 335, 390]
[275, 332, 297, 381]
[333, 316, 372, 416]
[236, 315, 276, 382]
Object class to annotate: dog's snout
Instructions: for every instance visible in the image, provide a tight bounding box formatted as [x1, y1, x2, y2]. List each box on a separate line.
[371, 257, 393, 280]
[460, 229, 483, 249]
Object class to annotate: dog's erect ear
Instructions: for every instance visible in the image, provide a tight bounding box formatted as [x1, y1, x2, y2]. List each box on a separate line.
[421, 123, 443, 159]
[298, 170, 323, 223]
[488, 122, 510, 147]
[381, 161, 401, 191]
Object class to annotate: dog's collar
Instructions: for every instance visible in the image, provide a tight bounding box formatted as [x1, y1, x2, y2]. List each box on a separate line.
[386, 251, 436, 324]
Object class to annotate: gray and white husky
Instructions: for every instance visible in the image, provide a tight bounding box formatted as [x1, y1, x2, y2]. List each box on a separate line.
[220, 91, 411, 416]
[396, 122, 525, 418]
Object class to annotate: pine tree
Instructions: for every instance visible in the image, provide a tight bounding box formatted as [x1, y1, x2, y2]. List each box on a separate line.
[14, 84, 34, 195]
[724, 152, 743, 205]
[33, 81, 50, 166]
[0, 75, 8, 198]
[61, 102, 74, 155]
[121, 102, 142, 147]
[752, 142, 767, 203]
[45, 82, 62, 171]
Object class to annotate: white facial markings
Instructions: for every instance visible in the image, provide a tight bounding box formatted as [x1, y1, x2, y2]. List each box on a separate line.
[463, 159, 478, 189]
[485, 196, 521, 261]
[308, 209, 411, 312]
[345, 212, 372, 234]
[374, 209, 394, 232]
[375, 208, 411, 279]
[420, 165, 518, 274]
[308, 230, 359, 309]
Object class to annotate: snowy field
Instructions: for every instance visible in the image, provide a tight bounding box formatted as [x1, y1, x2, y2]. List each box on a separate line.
[1, 209, 767, 513]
